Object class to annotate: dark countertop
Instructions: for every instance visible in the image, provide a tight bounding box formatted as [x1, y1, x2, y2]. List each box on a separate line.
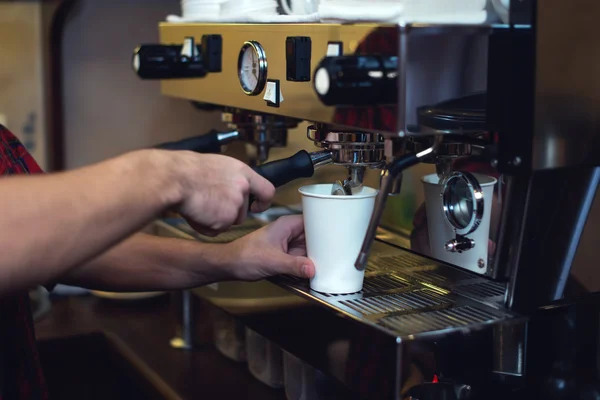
[35, 294, 286, 400]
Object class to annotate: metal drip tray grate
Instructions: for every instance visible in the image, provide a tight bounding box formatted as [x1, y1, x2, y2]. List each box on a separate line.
[454, 281, 505, 299]
[272, 247, 513, 339]
[374, 254, 507, 306]
[339, 288, 452, 316]
[379, 306, 500, 336]
[362, 274, 411, 294]
[314, 274, 412, 298]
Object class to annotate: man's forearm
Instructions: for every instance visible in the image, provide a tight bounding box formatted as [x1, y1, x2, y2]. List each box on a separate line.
[61, 233, 233, 291]
[0, 150, 182, 294]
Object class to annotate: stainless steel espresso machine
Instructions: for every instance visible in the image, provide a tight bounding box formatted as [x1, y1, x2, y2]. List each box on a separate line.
[134, 1, 600, 398]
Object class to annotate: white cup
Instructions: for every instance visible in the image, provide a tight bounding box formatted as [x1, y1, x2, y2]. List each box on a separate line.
[280, 0, 319, 15]
[221, 0, 278, 16]
[181, 0, 225, 18]
[421, 173, 496, 274]
[299, 184, 377, 294]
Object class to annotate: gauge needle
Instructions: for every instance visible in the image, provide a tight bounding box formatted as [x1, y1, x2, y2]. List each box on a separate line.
[251, 52, 259, 79]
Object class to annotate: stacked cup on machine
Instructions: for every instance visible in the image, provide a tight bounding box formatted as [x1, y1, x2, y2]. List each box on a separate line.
[180, 0, 225, 19]
[220, 0, 279, 17]
[180, 0, 280, 19]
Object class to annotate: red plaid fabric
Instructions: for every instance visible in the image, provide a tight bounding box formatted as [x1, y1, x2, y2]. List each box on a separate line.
[0, 124, 48, 399]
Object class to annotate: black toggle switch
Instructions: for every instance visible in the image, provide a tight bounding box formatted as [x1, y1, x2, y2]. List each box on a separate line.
[286, 36, 312, 82]
[202, 34, 222, 73]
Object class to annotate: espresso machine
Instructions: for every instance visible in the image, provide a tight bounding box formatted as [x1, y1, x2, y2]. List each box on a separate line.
[134, 1, 600, 398]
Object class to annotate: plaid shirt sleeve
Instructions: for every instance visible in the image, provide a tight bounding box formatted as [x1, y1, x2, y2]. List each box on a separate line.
[0, 124, 49, 400]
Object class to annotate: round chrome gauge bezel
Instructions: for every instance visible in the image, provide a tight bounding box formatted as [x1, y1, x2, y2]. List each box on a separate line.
[440, 171, 484, 235]
[238, 41, 267, 96]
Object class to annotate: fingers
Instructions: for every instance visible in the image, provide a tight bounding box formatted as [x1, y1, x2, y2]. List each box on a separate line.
[250, 199, 262, 214]
[275, 215, 305, 239]
[245, 167, 275, 213]
[274, 255, 315, 279]
[234, 195, 249, 225]
[189, 222, 220, 237]
[300, 259, 316, 278]
[288, 247, 307, 257]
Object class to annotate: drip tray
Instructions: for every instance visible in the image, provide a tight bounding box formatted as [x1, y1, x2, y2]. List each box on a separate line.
[155, 217, 513, 338]
[156, 216, 513, 338]
[154, 217, 526, 398]
[272, 247, 513, 339]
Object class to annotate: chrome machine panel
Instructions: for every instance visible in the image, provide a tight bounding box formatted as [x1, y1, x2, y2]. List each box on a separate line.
[157, 23, 490, 137]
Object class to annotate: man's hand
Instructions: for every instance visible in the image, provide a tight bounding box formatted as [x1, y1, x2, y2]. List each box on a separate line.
[169, 151, 275, 236]
[223, 215, 316, 281]
[62, 215, 316, 292]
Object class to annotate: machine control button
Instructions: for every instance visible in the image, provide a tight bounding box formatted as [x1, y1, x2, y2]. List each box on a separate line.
[326, 42, 343, 56]
[313, 55, 398, 106]
[181, 37, 199, 58]
[201, 34, 222, 72]
[132, 37, 207, 80]
[263, 79, 283, 107]
[314, 68, 330, 96]
[286, 36, 312, 82]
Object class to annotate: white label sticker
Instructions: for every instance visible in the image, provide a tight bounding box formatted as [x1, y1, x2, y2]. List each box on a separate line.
[326, 43, 342, 57]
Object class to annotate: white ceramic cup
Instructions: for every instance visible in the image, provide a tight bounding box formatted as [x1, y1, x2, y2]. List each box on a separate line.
[280, 0, 319, 15]
[421, 173, 496, 274]
[221, 0, 278, 16]
[181, 0, 225, 18]
[299, 184, 377, 294]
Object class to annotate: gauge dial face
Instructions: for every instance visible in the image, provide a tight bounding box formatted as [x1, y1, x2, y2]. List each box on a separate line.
[238, 41, 267, 96]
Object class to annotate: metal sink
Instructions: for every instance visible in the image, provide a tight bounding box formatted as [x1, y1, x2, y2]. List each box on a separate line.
[37, 332, 176, 400]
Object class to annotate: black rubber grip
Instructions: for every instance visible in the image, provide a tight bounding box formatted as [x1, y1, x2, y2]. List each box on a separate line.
[155, 130, 222, 154]
[248, 150, 315, 209]
[252, 150, 315, 187]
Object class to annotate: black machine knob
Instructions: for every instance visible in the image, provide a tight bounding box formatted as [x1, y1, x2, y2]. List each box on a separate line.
[133, 37, 207, 79]
[313, 55, 398, 106]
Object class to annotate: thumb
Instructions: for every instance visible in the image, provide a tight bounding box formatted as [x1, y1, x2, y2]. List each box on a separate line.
[272, 254, 315, 279]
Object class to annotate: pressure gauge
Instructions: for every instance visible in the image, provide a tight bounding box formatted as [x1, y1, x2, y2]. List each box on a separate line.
[441, 171, 484, 235]
[238, 41, 267, 96]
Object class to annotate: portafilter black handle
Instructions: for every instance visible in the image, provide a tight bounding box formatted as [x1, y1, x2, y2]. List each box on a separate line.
[156, 136, 324, 210]
[252, 150, 315, 187]
[249, 150, 322, 209]
[155, 130, 239, 154]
